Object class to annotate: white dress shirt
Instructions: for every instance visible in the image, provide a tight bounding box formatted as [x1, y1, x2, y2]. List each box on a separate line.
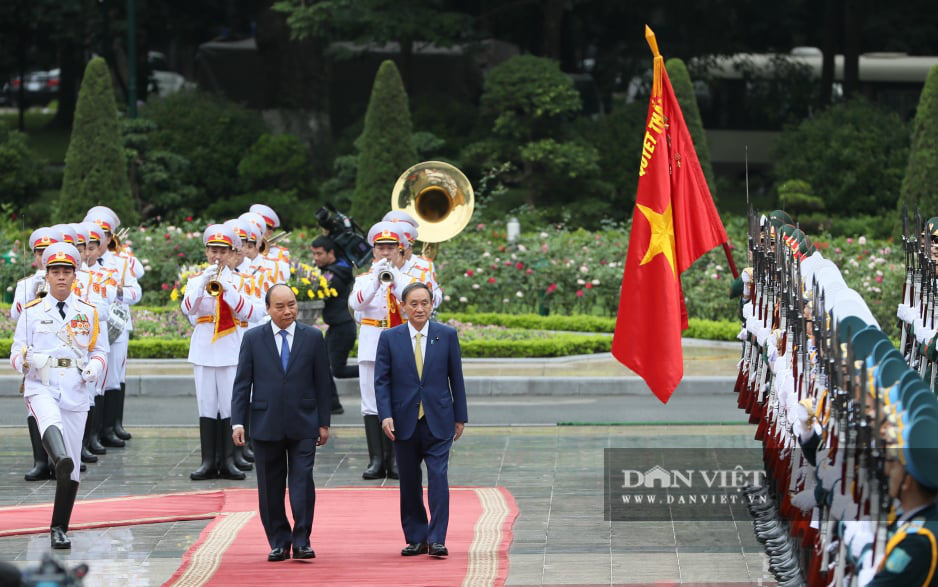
[407, 321, 429, 361]
[271, 320, 296, 355]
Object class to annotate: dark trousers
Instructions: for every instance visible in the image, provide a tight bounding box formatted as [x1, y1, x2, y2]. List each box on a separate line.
[394, 418, 452, 545]
[252, 437, 317, 550]
[326, 321, 358, 379]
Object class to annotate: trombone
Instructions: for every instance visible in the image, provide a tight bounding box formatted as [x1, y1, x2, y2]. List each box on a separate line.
[258, 231, 291, 256]
[108, 227, 131, 253]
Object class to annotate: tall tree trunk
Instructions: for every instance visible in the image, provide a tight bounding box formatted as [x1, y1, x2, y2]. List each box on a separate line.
[820, 0, 839, 107]
[843, 0, 863, 99]
[542, 0, 564, 60]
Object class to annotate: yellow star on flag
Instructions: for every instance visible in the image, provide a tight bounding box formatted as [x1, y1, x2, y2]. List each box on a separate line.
[637, 201, 677, 278]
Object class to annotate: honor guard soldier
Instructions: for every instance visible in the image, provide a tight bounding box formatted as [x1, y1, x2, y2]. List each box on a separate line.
[15, 226, 63, 482]
[10, 242, 108, 549]
[84, 208, 141, 448]
[74, 222, 119, 465]
[182, 224, 255, 481]
[350, 221, 409, 480]
[383, 210, 443, 309]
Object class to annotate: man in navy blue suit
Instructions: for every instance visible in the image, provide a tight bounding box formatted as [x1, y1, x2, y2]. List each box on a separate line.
[231, 284, 333, 562]
[375, 282, 468, 557]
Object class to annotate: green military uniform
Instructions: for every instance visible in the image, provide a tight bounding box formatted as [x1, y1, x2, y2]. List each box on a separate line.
[870, 502, 938, 586]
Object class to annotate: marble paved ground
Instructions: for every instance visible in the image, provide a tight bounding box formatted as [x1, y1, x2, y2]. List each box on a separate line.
[0, 424, 775, 586]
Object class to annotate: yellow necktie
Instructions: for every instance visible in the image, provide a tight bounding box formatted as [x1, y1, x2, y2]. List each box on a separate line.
[415, 332, 424, 419]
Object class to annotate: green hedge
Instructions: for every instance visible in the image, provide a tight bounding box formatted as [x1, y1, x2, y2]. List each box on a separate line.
[461, 334, 611, 358]
[0, 338, 191, 359]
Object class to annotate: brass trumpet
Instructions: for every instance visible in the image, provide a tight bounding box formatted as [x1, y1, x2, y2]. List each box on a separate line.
[205, 262, 223, 297]
[258, 231, 290, 256]
[379, 269, 395, 284]
[34, 271, 48, 299]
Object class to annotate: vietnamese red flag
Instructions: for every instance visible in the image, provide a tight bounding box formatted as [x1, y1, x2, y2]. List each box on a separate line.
[611, 26, 729, 404]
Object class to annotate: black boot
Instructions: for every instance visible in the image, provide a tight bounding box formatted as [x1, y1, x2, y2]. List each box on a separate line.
[113, 382, 131, 440]
[99, 388, 125, 447]
[87, 402, 107, 455]
[382, 433, 399, 480]
[241, 416, 255, 463]
[330, 379, 344, 415]
[190, 417, 218, 480]
[80, 411, 98, 464]
[217, 418, 246, 480]
[362, 415, 385, 480]
[50, 480, 79, 549]
[25, 416, 53, 481]
[42, 426, 75, 495]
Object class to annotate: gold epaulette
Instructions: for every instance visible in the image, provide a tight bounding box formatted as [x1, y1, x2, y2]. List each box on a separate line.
[25, 298, 42, 309]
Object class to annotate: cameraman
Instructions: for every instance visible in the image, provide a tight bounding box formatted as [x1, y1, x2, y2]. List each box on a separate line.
[311, 235, 357, 415]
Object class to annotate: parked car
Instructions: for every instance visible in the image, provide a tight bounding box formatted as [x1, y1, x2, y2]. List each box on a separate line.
[2, 68, 60, 107]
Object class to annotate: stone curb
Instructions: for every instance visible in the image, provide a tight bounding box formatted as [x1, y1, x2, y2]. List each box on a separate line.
[0, 374, 734, 397]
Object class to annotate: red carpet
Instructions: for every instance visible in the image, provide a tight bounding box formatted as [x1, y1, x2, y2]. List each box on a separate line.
[0, 487, 517, 587]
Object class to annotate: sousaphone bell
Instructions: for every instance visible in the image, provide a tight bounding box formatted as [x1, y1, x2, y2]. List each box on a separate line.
[391, 161, 474, 256]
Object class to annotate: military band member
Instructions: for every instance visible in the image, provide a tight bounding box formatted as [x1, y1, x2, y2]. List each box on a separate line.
[85, 208, 142, 448]
[350, 221, 410, 480]
[181, 224, 255, 481]
[15, 226, 64, 482]
[10, 242, 109, 549]
[250, 203, 291, 264]
[74, 222, 118, 464]
[240, 212, 287, 284]
[383, 210, 443, 310]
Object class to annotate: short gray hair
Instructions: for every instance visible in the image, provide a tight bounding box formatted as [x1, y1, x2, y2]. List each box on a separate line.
[402, 282, 431, 302]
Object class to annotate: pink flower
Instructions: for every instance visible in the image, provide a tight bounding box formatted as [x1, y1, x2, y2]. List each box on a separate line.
[847, 238, 854, 244]
[164, 233, 172, 240]
[515, 262, 524, 270]
[186, 216, 193, 222]
[541, 243, 549, 253]
[576, 289, 584, 297]
[488, 277, 496, 284]
[465, 269, 474, 277]
[161, 283, 169, 290]
[546, 283, 557, 294]
[504, 261, 512, 267]
[600, 259, 607, 265]
[875, 275, 883, 283]
[178, 252, 184, 258]
[585, 283, 593, 289]
[526, 268, 533, 275]
[835, 247, 842, 254]
[490, 264, 497, 270]
[476, 223, 485, 230]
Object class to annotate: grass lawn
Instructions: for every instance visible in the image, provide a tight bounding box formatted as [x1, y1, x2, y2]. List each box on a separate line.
[0, 108, 69, 164]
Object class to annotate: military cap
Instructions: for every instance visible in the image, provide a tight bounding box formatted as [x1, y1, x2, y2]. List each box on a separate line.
[769, 209, 794, 225]
[29, 227, 61, 252]
[249, 204, 280, 229]
[202, 224, 237, 249]
[850, 326, 889, 360]
[367, 221, 402, 246]
[69, 223, 88, 246]
[926, 217, 938, 238]
[86, 205, 120, 230]
[52, 224, 78, 246]
[82, 222, 104, 243]
[238, 212, 267, 239]
[222, 219, 248, 250]
[41, 242, 81, 269]
[84, 209, 118, 233]
[900, 415, 938, 490]
[838, 315, 868, 344]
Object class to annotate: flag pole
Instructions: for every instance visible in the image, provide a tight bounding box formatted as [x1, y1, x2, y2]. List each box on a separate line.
[646, 25, 738, 279]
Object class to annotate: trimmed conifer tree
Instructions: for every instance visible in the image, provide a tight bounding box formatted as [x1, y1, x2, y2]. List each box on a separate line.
[56, 57, 137, 224]
[352, 60, 418, 227]
[900, 64, 938, 212]
[666, 57, 717, 203]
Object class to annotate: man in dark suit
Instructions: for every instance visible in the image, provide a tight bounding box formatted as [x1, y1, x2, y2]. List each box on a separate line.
[374, 282, 468, 558]
[232, 284, 333, 562]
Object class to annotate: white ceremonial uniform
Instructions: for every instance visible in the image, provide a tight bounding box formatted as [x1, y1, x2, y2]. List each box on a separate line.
[349, 267, 408, 415]
[11, 295, 109, 482]
[231, 270, 265, 333]
[97, 251, 142, 389]
[73, 264, 118, 398]
[261, 253, 290, 284]
[11, 272, 47, 321]
[401, 255, 443, 310]
[181, 265, 256, 418]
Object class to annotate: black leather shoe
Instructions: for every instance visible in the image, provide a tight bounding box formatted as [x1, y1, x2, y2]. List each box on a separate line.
[51, 526, 71, 549]
[429, 543, 448, 557]
[292, 545, 315, 559]
[268, 547, 289, 562]
[401, 542, 429, 556]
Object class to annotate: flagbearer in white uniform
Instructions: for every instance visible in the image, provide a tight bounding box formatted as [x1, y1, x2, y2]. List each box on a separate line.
[182, 224, 255, 481]
[10, 242, 108, 549]
[350, 221, 409, 480]
[14, 227, 64, 482]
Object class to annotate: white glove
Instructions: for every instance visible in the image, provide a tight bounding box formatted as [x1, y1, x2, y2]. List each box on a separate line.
[741, 301, 754, 320]
[845, 519, 874, 562]
[24, 350, 50, 373]
[915, 319, 934, 344]
[790, 487, 817, 513]
[82, 367, 98, 383]
[203, 263, 219, 280]
[897, 303, 912, 323]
